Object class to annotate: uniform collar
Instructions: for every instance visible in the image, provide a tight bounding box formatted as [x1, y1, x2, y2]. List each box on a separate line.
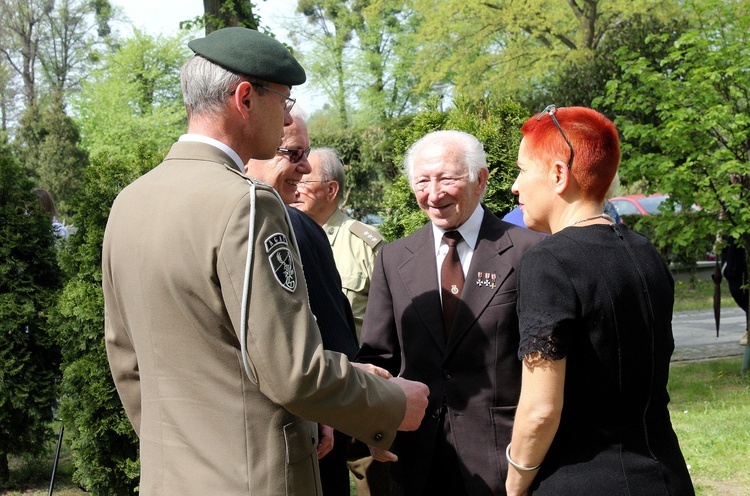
[323, 208, 347, 244]
[179, 134, 245, 173]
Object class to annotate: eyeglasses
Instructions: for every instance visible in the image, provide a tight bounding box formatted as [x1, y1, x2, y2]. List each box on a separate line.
[536, 104, 575, 169]
[230, 82, 296, 113]
[277, 146, 311, 164]
[297, 180, 329, 190]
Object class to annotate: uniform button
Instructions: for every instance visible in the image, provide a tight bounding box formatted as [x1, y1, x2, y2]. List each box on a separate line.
[431, 408, 441, 419]
[374, 433, 383, 442]
[442, 370, 452, 380]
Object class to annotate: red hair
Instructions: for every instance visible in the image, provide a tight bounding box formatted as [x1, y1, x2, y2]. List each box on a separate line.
[521, 107, 620, 202]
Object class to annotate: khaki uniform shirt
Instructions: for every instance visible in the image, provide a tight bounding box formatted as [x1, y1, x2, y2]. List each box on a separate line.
[323, 209, 384, 340]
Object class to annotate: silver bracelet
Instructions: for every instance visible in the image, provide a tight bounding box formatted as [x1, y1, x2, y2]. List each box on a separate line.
[506, 443, 541, 471]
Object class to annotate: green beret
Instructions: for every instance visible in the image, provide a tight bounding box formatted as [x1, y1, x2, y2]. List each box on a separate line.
[188, 27, 306, 86]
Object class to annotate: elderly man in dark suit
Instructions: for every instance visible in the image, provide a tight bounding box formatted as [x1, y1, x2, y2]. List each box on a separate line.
[357, 130, 544, 496]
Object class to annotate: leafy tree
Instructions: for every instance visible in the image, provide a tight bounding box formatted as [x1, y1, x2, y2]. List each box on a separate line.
[0, 0, 54, 107]
[181, 0, 259, 34]
[73, 30, 188, 159]
[521, 14, 689, 116]
[408, 0, 682, 102]
[601, 0, 749, 283]
[15, 93, 89, 218]
[296, 0, 358, 125]
[52, 146, 161, 493]
[294, 0, 422, 126]
[0, 143, 62, 485]
[0, 58, 20, 133]
[348, 0, 422, 124]
[39, 0, 104, 96]
[379, 97, 527, 241]
[311, 114, 412, 219]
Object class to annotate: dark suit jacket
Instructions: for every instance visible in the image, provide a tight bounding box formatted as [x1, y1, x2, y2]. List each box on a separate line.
[287, 206, 359, 358]
[356, 206, 544, 496]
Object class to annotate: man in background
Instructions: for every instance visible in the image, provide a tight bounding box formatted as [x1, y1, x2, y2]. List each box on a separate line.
[292, 148, 384, 339]
[246, 111, 362, 495]
[292, 147, 389, 495]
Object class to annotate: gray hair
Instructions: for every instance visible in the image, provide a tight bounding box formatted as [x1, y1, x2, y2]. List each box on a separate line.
[290, 105, 308, 121]
[180, 55, 276, 120]
[403, 130, 487, 184]
[310, 147, 346, 202]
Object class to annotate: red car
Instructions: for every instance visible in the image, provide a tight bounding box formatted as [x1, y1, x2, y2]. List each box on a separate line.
[608, 194, 681, 216]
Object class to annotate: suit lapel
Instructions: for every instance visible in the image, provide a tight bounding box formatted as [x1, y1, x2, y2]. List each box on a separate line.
[447, 209, 514, 353]
[397, 225, 447, 350]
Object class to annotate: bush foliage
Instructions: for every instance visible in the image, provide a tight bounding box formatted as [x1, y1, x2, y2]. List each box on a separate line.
[51, 145, 162, 494]
[0, 145, 62, 485]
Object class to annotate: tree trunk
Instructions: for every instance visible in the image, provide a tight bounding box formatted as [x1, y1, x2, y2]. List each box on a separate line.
[0, 453, 8, 483]
[203, 0, 257, 34]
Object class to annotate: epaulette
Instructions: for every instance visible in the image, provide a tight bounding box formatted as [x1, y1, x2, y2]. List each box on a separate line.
[348, 221, 383, 249]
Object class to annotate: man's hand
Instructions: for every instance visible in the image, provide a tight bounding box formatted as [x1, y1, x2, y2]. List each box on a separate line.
[352, 362, 392, 379]
[390, 377, 429, 431]
[369, 444, 398, 463]
[317, 424, 334, 459]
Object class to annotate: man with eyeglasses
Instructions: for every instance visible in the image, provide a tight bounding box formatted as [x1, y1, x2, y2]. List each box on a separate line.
[102, 27, 428, 496]
[247, 111, 367, 495]
[291, 148, 388, 496]
[292, 148, 384, 341]
[355, 130, 544, 496]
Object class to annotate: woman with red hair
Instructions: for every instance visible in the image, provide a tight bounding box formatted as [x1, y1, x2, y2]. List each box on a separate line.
[505, 106, 694, 495]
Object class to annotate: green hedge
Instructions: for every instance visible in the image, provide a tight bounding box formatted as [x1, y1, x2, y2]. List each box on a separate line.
[0, 145, 62, 484]
[51, 145, 162, 494]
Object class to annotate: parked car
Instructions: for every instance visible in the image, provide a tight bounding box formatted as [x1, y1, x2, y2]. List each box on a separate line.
[608, 194, 684, 216]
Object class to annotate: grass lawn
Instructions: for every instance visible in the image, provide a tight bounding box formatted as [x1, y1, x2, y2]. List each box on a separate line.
[673, 278, 738, 313]
[668, 357, 750, 495]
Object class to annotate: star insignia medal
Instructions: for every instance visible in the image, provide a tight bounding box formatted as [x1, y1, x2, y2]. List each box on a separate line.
[264, 233, 297, 292]
[476, 272, 483, 286]
[490, 273, 497, 288]
[451, 284, 459, 295]
[483, 272, 491, 287]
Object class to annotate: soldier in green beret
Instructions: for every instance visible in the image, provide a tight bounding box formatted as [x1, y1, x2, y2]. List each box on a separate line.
[102, 27, 429, 496]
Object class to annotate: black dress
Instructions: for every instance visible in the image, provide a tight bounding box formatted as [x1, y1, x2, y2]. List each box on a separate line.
[517, 223, 695, 495]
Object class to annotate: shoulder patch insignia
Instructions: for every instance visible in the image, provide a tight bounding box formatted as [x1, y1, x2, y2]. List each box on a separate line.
[264, 233, 296, 292]
[348, 221, 383, 250]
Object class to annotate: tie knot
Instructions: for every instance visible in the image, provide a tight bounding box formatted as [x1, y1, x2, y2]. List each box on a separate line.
[443, 230, 462, 247]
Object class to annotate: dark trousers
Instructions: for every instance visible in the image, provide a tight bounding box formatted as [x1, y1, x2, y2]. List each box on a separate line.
[722, 241, 748, 313]
[421, 410, 469, 496]
[320, 430, 352, 496]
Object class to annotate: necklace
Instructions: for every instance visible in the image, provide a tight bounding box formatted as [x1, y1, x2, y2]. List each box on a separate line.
[572, 213, 614, 225]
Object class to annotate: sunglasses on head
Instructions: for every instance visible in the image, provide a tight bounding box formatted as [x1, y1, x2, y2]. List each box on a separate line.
[537, 104, 575, 169]
[277, 146, 311, 164]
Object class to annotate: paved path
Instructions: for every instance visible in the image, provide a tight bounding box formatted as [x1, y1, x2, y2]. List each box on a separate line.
[671, 306, 747, 362]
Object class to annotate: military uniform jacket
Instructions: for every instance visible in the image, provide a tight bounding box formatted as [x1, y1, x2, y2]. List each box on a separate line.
[323, 208, 383, 339]
[102, 142, 405, 496]
[356, 208, 544, 495]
